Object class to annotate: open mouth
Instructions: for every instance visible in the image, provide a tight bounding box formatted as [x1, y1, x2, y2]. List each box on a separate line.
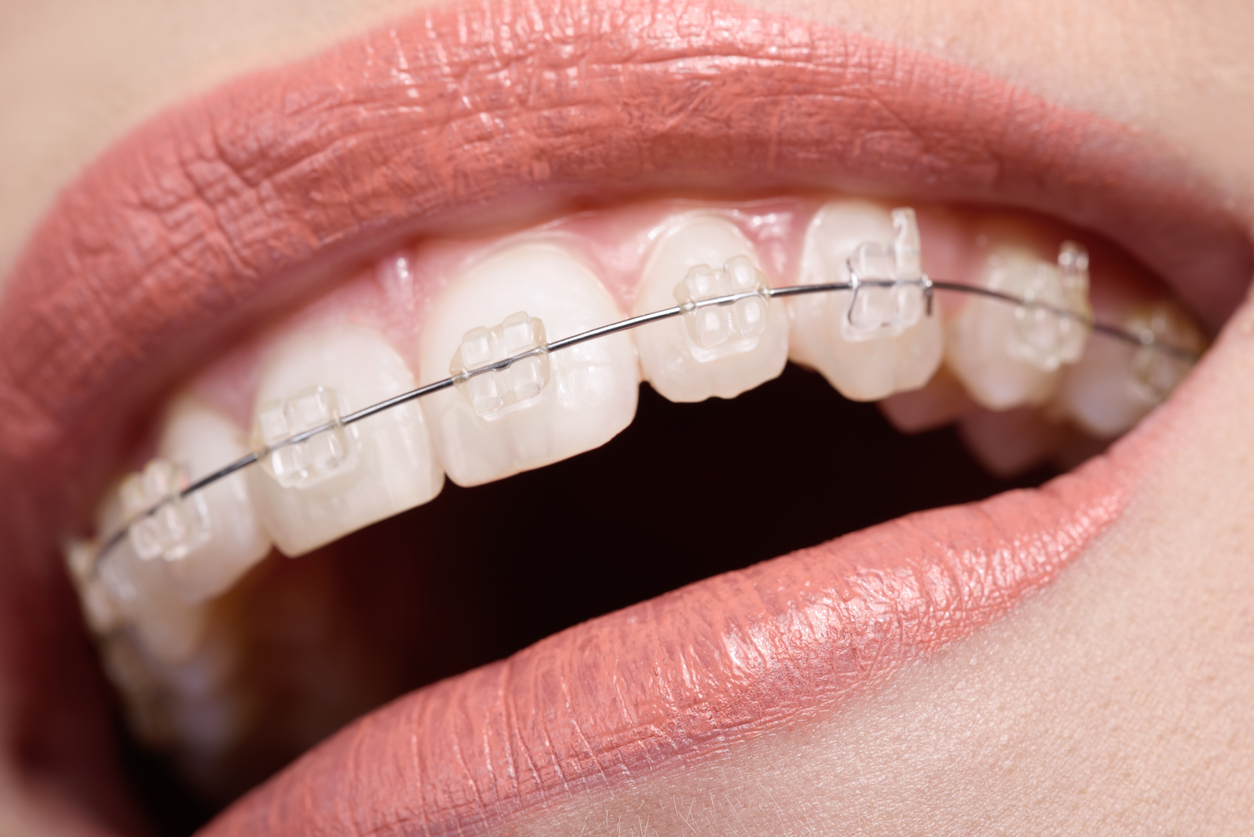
[1, 0, 1251, 835]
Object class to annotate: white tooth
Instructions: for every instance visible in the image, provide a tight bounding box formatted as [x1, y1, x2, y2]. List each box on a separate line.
[1055, 300, 1203, 438]
[419, 242, 639, 486]
[945, 242, 1090, 411]
[247, 324, 444, 557]
[789, 201, 944, 401]
[134, 396, 274, 603]
[632, 215, 788, 402]
[95, 494, 209, 664]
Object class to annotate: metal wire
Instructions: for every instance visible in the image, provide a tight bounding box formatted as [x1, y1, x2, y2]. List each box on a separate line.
[89, 276, 1201, 571]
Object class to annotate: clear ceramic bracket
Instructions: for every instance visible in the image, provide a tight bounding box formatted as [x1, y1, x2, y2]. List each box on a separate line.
[119, 459, 211, 562]
[451, 311, 551, 420]
[1128, 301, 1204, 404]
[254, 385, 358, 488]
[842, 207, 930, 341]
[72, 206, 1207, 583]
[1007, 241, 1092, 371]
[674, 255, 771, 361]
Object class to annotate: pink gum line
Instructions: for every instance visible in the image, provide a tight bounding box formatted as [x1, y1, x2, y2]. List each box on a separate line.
[184, 197, 1162, 437]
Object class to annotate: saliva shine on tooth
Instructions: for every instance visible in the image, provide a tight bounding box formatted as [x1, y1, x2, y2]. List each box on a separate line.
[1128, 301, 1203, 404]
[842, 207, 928, 341]
[255, 385, 358, 488]
[451, 311, 551, 419]
[1006, 241, 1092, 372]
[673, 255, 770, 361]
[119, 459, 211, 562]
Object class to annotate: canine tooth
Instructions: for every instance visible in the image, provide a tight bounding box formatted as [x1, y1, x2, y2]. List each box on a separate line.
[140, 397, 273, 603]
[945, 242, 1090, 410]
[789, 201, 943, 401]
[632, 215, 788, 402]
[248, 324, 444, 557]
[96, 537, 209, 664]
[420, 243, 639, 486]
[1055, 300, 1204, 438]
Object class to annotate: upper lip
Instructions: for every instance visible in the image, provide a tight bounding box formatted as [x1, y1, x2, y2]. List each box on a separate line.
[0, 0, 1251, 831]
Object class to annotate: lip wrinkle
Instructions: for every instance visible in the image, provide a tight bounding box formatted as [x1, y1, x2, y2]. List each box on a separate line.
[0, 0, 1241, 829]
[202, 453, 1124, 837]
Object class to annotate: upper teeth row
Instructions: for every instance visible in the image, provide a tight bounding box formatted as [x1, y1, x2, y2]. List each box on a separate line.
[66, 203, 1203, 669]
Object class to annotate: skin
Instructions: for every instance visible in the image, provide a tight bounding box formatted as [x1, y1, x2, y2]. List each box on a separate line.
[1, 0, 1253, 834]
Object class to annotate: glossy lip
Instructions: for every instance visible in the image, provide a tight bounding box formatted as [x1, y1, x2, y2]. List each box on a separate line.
[0, 0, 1249, 831]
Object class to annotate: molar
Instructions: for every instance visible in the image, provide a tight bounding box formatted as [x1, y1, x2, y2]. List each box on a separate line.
[632, 214, 788, 402]
[419, 242, 639, 486]
[247, 324, 444, 557]
[945, 239, 1091, 411]
[788, 201, 944, 401]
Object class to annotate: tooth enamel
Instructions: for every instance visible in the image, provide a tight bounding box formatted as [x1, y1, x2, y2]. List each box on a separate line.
[247, 324, 444, 557]
[789, 201, 943, 401]
[152, 396, 274, 603]
[945, 242, 1090, 411]
[120, 460, 211, 562]
[451, 312, 551, 418]
[94, 496, 210, 664]
[1127, 301, 1204, 403]
[1055, 300, 1203, 438]
[632, 215, 788, 402]
[419, 243, 639, 486]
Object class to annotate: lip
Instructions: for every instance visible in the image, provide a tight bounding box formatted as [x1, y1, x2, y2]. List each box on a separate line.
[0, 0, 1250, 831]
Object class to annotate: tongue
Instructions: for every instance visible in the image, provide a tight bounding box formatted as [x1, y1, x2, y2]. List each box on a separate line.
[201, 452, 1125, 837]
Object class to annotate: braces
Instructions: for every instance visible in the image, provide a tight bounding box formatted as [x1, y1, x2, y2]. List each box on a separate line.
[79, 255, 1204, 578]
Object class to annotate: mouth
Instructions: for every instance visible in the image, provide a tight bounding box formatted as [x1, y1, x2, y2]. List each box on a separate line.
[1, 0, 1251, 834]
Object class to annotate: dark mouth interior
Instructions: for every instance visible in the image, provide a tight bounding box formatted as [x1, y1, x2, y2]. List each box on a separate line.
[120, 362, 1060, 835]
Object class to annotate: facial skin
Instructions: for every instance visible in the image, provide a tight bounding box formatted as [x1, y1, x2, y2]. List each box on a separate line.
[1, 0, 1253, 835]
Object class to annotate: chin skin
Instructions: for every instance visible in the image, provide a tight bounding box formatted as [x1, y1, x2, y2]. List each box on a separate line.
[1, 0, 1254, 834]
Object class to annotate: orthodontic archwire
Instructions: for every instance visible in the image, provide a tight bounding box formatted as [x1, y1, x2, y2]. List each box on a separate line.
[81, 224, 1204, 577]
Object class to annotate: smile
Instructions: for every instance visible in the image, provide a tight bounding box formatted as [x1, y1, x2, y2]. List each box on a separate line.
[1, 0, 1251, 834]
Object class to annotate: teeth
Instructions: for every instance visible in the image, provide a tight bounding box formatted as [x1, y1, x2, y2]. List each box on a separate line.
[140, 397, 273, 603]
[632, 215, 788, 402]
[789, 201, 944, 401]
[93, 495, 210, 664]
[419, 243, 639, 486]
[945, 241, 1091, 410]
[247, 324, 444, 557]
[451, 312, 551, 418]
[1055, 300, 1204, 438]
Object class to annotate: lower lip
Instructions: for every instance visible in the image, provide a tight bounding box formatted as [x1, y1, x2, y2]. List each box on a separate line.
[204, 449, 1127, 835]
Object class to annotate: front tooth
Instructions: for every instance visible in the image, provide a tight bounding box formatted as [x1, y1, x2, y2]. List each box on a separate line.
[247, 324, 444, 557]
[632, 215, 788, 402]
[945, 241, 1091, 411]
[137, 396, 273, 603]
[1055, 300, 1204, 438]
[419, 242, 639, 487]
[788, 200, 944, 401]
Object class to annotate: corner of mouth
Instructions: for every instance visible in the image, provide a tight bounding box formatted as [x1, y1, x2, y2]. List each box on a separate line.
[1, 0, 1252, 833]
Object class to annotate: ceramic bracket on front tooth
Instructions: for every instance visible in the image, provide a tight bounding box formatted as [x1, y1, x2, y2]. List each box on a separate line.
[120, 460, 210, 562]
[843, 207, 931, 341]
[451, 311, 551, 419]
[255, 385, 358, 488]
[673, 255, 770, 361]
[1008, 241, 1092, 372]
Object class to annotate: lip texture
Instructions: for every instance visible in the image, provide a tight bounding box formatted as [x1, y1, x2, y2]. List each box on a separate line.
[0, 0, 1249, 831]
[202, 455, 1125, 836]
